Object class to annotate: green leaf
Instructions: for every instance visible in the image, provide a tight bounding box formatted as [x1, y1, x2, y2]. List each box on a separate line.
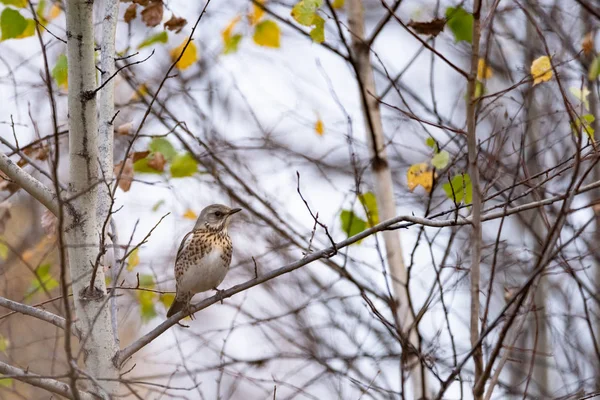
[223, 33, 242, 54]
[170, 152, 198, 178]
[432, 150, 450, 169]
[358, 192, 379, 226]
[340, 209, 367, 241]
[0, 335, 9, 355]
[0, 0, 27, 8]
[137, 31, 168, 49]
[139, 274, 155, 288]
[1, 8, 27, 40]
[152, 199, 165, 211]
[442, 173, 472, 205]
[25, 263, 59, 300]
[569, 86, 590, 110]
[52, 54, 68, 89]
[571, 113, 595, 139]
[291, 0, 322, 26]
[133, 157, 162, 174]
[445, 6, 473, 44]
[0, 242, 7, 260]
[149, 137, 176, 161]
[426, 137, 437, 149]
[0, 375, 12, 388]
[590, 56, 600, 81]
[309, 14, 325, 43]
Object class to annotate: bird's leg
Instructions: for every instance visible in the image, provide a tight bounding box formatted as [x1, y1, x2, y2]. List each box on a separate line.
[213, 287, 225, 304]
[186, 305, 196, 320]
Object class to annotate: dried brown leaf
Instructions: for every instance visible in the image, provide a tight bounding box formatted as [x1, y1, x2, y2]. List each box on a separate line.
[583, 32, 595, 57]
[114, 158, 134, 192]
[124, 4, 137, 23]
[132, 0, 149, 5]
[164, 14, 187, 33]
[407, 18, 446, 37]
[132, 151, 150, 162]
[141, 1, 163, 27]
[117, 122, 133, 136]
[147, 152, 166, 172]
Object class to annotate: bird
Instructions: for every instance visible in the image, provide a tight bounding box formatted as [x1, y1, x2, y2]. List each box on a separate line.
[167, 204, 242, 318]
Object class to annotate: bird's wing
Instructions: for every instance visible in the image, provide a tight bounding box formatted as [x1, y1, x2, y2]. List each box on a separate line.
[175, 231, 194, 265]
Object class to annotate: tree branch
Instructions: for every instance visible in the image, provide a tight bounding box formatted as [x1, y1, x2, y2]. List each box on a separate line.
[0, 151, 58, 215]
[0, 361, 95, 400]
[0, 296, 80, 338]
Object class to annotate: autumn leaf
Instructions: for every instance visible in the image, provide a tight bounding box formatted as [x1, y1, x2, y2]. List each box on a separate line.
[407, 18, 445, 37]
[147, 152, 166, 172]
[25, 264, 59, 301]
[149, 137, 176, 161]
[248, 0, 265, 25]
[0, 242, 7, 260]
[183, 209, 197, 219]
[16, 18, 35, 39]
[477, 58, 492, 80]
[170, 40, 198, 70]
[315, 118, 324, 136]
[163, 14, 187, 33]
[590, 56, 600, 81]
[332, 0, 344, 8]
[291, 0, 322, 25]
[141, 1, 163, 27]
[531, 56, 552, 86]
[47, 3, 61, 20]
[137, 31, 168, 49]
[114, 158, 134, 192]
[253, 19, 280, 48]
[132, 151, 150, 162]
[407, 163, 434, 193]
[582, 32, 594, 56]
[127, 248, 140, 271]
[124, 4, 136, 23]
[117, 122, 133, 136]
[170, 152, 198, 178]
[159, 293, 175, 309]
[222, 15, 243, 54]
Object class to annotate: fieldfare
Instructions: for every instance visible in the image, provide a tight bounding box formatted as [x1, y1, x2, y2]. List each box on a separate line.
[167, 204, 241, 318]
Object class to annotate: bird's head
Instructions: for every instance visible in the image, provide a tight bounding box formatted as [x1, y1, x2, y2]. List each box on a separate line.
[194, 204, 242, 232]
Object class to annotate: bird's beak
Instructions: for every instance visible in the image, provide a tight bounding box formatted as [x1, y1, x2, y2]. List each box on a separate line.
[228, 208, 242, 216]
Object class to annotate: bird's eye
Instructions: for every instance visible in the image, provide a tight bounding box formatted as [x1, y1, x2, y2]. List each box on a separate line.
[214, 211, 223, 217]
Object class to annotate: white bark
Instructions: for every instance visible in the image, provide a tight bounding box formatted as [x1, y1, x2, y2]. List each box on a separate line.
[346, 0, 424, 396]
[65, 0, 119, 397]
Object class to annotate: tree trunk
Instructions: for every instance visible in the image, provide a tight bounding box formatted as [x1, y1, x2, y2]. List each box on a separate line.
[346, 0, 425, 396]
[65, 0, 119, 396]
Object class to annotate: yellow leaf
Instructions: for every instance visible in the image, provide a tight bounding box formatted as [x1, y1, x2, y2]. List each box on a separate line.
[170, 40, 198, 70]
[407, 163, 435, 193]
[248, 1, 265, 25]
[131, 83, 148, 101]
[315, 118, 324, 136]
[253, 19, 280, 48]
[477, 58, 492, 80]
[332, 0, 345, 8]
[127, 248, 139, 271]
[223, 15, 241, 41]
[183, 209, 197, 220]
[48, 4, 61, 20]
[159, 293, 175, 309]
[531, 56, 552, 86]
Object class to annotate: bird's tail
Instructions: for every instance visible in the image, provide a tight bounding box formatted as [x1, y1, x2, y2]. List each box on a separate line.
[167, 298, 185, 318]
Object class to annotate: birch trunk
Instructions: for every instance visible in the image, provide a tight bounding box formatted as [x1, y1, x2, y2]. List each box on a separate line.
[346, 0, 425, 396]
[65, 0, 119, 396]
